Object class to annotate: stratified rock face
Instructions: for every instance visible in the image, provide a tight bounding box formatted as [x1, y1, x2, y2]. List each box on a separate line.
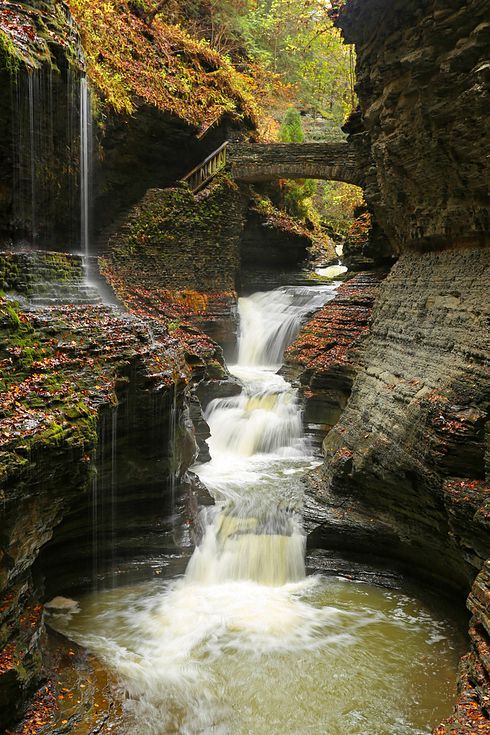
[434, 561, 490, 735]
[0, 251, 101, 305]
[0, 249, 226, 730]
[283, 272, 385, 444]
[336, 0, 490, 251]
[321, 5, 490, 726]
[317, 248, 489, 576]
[311, 247, 489, 730]
[239, 208, 312, 292]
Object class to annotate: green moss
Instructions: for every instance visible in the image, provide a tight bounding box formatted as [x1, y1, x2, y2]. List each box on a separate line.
[68, 413, 98, 447]
[0, 1, 76, 71]
[0, 256, 25, 294]
[0, 30, 21, 74]
[43, 253, 81, 283]
[117, 174, 238, 259]
[64, 401, 94, 420]
[4, 304, 21, 331]
[37, 421, 65, 447]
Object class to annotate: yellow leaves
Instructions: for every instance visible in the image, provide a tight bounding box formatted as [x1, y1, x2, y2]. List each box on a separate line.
[66, 0, 260, 127]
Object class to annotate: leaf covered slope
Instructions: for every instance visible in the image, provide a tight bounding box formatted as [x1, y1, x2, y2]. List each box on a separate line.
[68, 0, 260, 132]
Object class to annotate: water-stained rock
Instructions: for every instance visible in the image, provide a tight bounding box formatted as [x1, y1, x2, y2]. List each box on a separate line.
[283, 271, 386, 445]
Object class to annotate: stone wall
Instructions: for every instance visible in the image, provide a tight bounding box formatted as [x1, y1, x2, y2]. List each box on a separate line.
[103, 174, 247, 357]
[106, 175, 245, 292]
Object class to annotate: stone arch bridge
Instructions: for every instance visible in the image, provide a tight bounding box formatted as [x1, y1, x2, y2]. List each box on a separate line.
[230, 143, 363, 188]
[182, 142, 364, 193]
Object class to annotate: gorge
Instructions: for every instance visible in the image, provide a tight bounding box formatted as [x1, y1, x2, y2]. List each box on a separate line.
[0, 1, 489, 734]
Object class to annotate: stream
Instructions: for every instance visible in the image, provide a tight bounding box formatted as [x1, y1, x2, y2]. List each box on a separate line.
[50, 284, 465, 735]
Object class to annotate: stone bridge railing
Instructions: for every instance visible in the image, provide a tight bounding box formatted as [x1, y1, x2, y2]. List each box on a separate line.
[229, 142, 363, 187]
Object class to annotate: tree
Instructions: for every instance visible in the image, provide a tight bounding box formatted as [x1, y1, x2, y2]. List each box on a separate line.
[279, 108, 304, 143]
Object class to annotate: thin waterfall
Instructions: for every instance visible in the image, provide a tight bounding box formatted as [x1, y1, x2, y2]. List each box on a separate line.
[28, 73, 36, 246]
[11, 69, 40, 245]
[80, 76, 92, 270]
[110, 405, 118, 588]
[91, 449, 99, 589]
[10, 66, 82, 249]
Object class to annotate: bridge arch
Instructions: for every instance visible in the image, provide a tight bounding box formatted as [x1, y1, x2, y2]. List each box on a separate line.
[230, 142, 363, 188]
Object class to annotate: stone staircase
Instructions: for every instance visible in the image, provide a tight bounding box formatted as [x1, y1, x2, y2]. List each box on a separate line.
[0, 251, 103, 307]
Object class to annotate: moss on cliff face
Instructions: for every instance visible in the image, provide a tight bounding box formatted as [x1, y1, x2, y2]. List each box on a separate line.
[1, 1, 260, 134]
[100, 172, 246, 357]
[107, 174, 243, 289]
[0, 1, 79, 71]
[0, 246, 227, 729]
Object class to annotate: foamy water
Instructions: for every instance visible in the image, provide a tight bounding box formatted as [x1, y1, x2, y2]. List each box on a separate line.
[49, 283, 463, 734]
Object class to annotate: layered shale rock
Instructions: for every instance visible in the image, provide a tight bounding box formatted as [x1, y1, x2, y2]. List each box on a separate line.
[313, 3, 490, 728]
[0, 251, 226, 730]
[310, 247, 490, 730]
[239, 194, 334, 292]
[334, 0, 490, 252]
[312, 248, 489, 577]
[283, 271, 385, 444]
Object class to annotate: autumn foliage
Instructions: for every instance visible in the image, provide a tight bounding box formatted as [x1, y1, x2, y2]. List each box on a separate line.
[67, 0, 261, 132]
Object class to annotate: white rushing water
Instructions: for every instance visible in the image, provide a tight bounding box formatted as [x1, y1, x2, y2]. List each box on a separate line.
[238, 285, 336, 368]
[50, 283, 462, 735]
[189, 285, 338, 586]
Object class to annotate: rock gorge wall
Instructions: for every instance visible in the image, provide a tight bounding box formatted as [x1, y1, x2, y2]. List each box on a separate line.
[283, 271, 386, 445]
[309, 248, 490, 732]
[336, 0, 489, 252]
[0, 251, 228, 731]
[312, 249, 489, 581]
[307, 1, 490, 730]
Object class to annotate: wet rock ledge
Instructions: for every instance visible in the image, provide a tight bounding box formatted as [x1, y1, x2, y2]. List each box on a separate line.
[282, 270, 386, 444]
[0, 250, 228, 731]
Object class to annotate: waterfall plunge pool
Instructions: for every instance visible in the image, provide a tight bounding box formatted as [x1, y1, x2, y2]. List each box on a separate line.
[48, 284, 466, 735]
[49, 573, 465, 735]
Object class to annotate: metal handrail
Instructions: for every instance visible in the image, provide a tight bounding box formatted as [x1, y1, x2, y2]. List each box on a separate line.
[181, 141, 229, 193]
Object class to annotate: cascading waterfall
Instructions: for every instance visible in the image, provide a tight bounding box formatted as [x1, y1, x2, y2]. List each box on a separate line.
[238, 286, 335, 367]
[50, 283, 463, 735]
[187, 285, 337, 586]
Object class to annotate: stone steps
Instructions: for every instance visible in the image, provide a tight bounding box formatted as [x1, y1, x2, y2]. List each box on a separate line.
[0, 250, 104, 307]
